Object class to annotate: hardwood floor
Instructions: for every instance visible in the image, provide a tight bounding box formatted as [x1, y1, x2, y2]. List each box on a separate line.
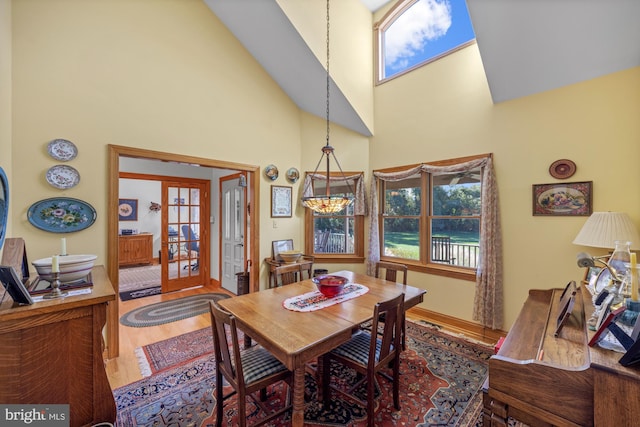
[104, 282, 230, 390]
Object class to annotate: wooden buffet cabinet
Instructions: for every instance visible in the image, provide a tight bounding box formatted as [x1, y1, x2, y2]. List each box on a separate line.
[483, 284, 640, 427]
[118, 233, 153, 266]
[0, 265, 116, 427]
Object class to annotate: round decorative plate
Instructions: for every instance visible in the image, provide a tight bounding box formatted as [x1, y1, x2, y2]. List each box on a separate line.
[264, 164, 279, 181]
[27, 197, 97, 233]
[549, 159, 576, 179]
[286, 167, 300, 183]
[47, 139, 78, 161]
[46, 165, 80, 189]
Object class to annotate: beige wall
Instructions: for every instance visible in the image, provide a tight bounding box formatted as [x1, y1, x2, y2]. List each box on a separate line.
[372, 42, 640, 328]
[278, 0, 374, 134]
[10, 0, 302, 270]
[7, 0, 640, 330]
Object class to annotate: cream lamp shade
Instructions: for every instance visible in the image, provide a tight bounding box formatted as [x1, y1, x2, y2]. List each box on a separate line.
[572, 212, 640, 250]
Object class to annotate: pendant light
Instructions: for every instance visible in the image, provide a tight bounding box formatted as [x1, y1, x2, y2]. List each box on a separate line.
[301, 0, 354, 214]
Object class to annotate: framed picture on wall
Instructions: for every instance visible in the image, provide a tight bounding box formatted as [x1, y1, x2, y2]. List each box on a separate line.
[271, 186, 292, 218]
[118, 198, 138, 221]
[532, 181, 592, 216]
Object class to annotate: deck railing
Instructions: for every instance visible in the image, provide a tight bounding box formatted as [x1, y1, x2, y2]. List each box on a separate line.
[445, 243, 480, 269]
[315, 231, 479, 268]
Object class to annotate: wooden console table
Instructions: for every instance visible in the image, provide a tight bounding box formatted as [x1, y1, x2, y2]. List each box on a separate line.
[0, 265, 116, 427]
[119, 233, 153, 266]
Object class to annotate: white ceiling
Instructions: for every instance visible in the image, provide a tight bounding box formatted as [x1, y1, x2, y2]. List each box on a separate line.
[206, 0, 640, 135]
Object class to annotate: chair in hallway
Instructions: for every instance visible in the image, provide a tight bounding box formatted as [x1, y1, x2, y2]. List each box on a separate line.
[209, 301, 293, 427]
[181, 225, 199, 270]
[320, 293, 404, 427]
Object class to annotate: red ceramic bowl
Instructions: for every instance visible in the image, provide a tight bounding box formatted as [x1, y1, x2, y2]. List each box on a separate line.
[312, 275, 348, 298]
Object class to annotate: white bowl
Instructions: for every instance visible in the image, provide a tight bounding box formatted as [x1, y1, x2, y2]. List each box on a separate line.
[279, 250, 302, 264]
[32, 254, 97, 283]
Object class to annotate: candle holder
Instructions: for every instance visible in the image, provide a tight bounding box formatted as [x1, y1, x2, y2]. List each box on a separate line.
[43, 272, 68, 299]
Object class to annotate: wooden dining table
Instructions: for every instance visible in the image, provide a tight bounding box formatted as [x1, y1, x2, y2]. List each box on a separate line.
[218, 269, 426, 427]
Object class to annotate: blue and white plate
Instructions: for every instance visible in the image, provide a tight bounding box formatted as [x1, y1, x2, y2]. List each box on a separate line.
[27, 197, 96, 233]
[46, 165, 80, 189]
[47, 139, 78, 161]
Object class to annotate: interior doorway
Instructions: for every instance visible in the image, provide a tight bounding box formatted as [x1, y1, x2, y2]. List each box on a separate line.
[107, 144, 259, 359]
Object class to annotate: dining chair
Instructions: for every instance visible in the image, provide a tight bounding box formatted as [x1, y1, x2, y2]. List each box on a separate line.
[320, 293, 404, 427]
[273, 263, 303, 287]
[375, 261, 408, 285]
[299, 255, 314, 280]
[209, 301, 293, 427]
[374, 261, 408, 349]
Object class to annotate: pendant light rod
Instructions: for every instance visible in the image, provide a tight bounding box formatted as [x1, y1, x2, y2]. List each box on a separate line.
[300, 0, 355, 214]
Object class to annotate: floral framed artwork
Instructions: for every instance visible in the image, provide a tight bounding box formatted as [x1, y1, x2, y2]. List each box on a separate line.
[118, 198, 138, 221]
[271, 185, 292, 218]
[532, 181, 592, 216]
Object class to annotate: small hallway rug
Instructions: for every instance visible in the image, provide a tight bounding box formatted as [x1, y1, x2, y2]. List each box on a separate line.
[113, 320, 494, 426]
[118, 263, 181, 301]
[119, 293, 230, 328]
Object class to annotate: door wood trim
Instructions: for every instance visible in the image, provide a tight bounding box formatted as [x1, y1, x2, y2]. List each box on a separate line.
[107, 144, 260, 359]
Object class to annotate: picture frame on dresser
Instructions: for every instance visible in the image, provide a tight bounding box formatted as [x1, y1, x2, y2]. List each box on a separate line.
[0, 265, 34, 305]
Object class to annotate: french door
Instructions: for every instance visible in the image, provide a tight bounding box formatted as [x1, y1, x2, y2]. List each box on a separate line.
[162, 180, 209, 293]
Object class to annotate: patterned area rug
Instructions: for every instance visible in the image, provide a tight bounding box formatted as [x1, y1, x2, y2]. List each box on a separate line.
[119, 293, 230, 328]
[118, 263, 181, 301]
[114, 320, 494, 426]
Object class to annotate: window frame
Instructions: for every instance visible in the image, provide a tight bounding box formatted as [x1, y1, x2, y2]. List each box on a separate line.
[374, 0, 477, 85]
[304, 171, 365, 263]
[376, 154, 485, 281]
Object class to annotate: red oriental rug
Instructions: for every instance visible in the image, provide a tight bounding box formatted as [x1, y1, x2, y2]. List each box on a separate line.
[114, 320, 494, 426]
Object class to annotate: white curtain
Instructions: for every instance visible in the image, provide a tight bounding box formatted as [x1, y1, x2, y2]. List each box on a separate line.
[367, 156, 503, 329]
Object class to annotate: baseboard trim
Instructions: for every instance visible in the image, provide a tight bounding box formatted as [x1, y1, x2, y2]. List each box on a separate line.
[408, 306, 506, 345]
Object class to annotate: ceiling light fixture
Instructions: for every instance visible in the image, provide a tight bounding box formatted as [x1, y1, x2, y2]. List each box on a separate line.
[301, 0, 354, 215]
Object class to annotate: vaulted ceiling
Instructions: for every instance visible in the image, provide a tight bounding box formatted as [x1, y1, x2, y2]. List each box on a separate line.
[205, 0, 640, 136]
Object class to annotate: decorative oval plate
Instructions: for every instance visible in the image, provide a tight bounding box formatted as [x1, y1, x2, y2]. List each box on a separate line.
[27, 197, 96, 233]
[549, 159, 576, 179]
[46, 165, 80, 189]
[47, 139, 78, 161]
[286, 167, 300, 183]
[264, 164, 279, 181]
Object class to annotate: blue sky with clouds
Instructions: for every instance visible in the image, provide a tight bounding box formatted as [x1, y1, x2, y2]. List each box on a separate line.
[383, 0, 475, 78]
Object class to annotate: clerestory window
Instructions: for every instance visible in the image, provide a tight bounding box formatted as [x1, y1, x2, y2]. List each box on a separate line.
[375, 0, 476, 84]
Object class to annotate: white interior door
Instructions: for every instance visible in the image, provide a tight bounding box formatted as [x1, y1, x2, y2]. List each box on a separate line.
[221, 175, 246, 293]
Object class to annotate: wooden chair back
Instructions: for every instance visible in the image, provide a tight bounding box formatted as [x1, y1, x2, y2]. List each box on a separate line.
[375, 261, 408, 284]
[273, 263, 302, 286]
[321, 293, 404, 427]
[209, 300, 244, 392]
